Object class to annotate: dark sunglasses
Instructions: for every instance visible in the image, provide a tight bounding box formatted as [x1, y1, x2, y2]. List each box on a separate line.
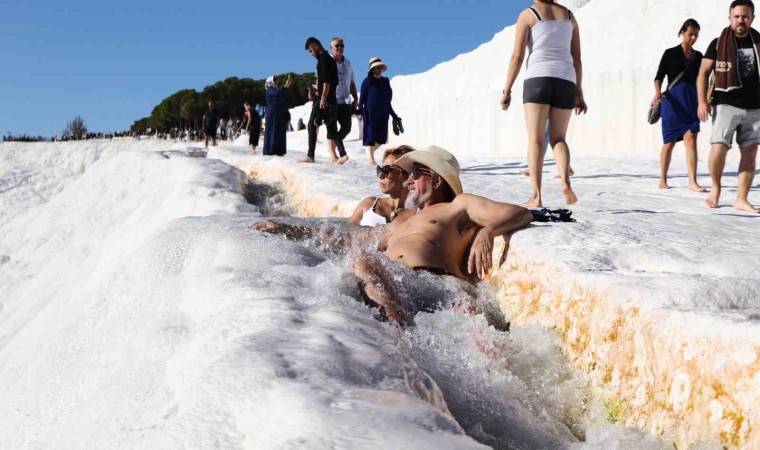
[376, 165, 401, 179]
[410, 166, 435, 180]
[334, 44, 345, 48]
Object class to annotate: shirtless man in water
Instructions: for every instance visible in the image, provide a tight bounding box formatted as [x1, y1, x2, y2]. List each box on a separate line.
[252, 146, 534, 324]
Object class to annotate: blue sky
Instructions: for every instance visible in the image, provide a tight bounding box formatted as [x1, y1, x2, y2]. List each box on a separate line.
[1, 0, 524, 137]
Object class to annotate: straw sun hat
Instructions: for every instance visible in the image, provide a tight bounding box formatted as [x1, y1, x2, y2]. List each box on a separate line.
[395, 145, 463, 196]
[368, 57, 387, 73]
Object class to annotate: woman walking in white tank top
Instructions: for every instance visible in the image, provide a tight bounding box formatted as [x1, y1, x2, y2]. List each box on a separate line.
[501, 0, 587, 208]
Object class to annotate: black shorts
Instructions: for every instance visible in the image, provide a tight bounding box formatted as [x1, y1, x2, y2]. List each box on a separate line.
[205, 128, 217, 139]
[523, 77, 577, 109]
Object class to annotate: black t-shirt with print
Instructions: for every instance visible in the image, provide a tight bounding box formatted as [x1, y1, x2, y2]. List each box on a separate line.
[705, 36, 760, 109]
[316, 52, 338, 105]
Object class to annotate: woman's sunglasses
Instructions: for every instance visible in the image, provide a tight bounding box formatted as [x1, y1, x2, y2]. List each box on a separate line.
[376, 165, 406, 179]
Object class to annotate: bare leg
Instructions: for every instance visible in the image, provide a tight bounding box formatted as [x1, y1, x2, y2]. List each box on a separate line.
[735, 144, 759, 213]
[658, 141, 676, 189]
[522, 103, 551, 207]
[351, 251, 407, 324]
[549, 107, 577, 205]
[525, 120, 550, 177]
[683, 131, 705, 192]
[705, 143, 729, 208]
[327, 139, 339, 163]
[367, 144, 380, 165]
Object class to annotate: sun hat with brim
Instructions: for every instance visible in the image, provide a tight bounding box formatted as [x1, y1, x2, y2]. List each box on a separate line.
[368, 57, 387, 73]
[395, 145, 463, 196]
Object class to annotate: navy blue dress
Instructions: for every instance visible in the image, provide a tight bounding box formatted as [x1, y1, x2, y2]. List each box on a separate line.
[360, 76, 396, 146]
[263, 87, 288, 155]
[661, 82, 700, 143]
[655, 46, 702, 143]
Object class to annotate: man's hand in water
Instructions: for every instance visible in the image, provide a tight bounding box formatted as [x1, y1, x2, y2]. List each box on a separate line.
[468, 227, 494, 280]
[250, 220, 308, 240]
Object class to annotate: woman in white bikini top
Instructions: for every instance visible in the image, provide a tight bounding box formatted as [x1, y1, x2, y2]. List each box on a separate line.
[347, 145, 416, 227]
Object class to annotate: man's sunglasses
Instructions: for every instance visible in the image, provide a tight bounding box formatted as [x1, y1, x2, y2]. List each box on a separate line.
[410, 166, 435, 180]
[376, 165, 405, 179]
[334, 44, 345, 49]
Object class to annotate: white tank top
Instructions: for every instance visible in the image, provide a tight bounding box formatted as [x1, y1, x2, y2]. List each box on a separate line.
[524, 7, 577, 84]
[359, 198, 388, 227]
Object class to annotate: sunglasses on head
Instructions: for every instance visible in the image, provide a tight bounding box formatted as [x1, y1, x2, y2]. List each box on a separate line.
[410, 166, 435, 180]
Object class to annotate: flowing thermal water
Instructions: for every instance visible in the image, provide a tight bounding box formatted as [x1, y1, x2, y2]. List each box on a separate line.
[0, 136, 723, 449]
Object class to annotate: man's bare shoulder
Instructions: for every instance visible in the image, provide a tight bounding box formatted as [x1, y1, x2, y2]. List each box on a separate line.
[452, 193, 517, 207]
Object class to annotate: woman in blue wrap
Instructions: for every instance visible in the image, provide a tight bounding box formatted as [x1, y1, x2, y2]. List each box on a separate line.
[263, 74, 292, 156]
[360, 57, 399, 165]
[653, 19, 705, 191]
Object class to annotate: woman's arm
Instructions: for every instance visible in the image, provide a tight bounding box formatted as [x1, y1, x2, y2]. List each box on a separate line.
[653, 50, 668, 105]
[501, 10, 533, 110]
[570, 15, 587, 114]
[347, 197, 375, 225]
[387, 78, 398, 119]
[359, 78, 368, 115]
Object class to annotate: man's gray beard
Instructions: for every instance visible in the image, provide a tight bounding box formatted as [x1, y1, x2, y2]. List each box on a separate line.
[405, 190, 430, 210]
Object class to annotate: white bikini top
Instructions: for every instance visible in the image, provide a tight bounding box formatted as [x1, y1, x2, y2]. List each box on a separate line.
[359, 198, 388, 227]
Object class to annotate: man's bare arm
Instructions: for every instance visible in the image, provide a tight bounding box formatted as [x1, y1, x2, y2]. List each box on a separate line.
[250, 219, 389, 251]
[697, 58, 715, 122]
[320, 82, 331, 109]
[454, 194, 533, 279]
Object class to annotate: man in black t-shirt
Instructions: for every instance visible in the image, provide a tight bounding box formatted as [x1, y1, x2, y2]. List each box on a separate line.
[298, 37, 343, 164]
[202, 101, 219, 149]
[697, 0, 760, 213]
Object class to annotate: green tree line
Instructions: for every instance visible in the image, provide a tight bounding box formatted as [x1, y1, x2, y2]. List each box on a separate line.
[131, 73, 315, 133]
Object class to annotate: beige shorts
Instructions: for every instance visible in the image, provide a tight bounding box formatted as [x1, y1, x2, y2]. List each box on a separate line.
[711, 104, 760, 149]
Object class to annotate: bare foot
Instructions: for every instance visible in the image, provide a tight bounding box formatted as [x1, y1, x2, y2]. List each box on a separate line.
[367, 159, 376, 165]
[563, 185, 578, 205]
[297, 157, 315, 163]
[554, 168, 575, 179]
[330, 158, 339, 164]
[521, 197, 542, 208]
[336, 155, 349, 165]
[688, 183, 707, 193]
[520, 169, 530, 177]
[705, 193, 719, 209]
[659, 181, 670, 189]
[734, 199, 760, 213]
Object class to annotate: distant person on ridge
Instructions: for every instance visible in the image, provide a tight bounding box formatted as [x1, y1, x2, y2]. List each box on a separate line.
[219, 116, 228, 141]
[299, 37, 346, 164]
[263, 74, 292, 157]
[203, 101, 219, 149]
[360, 57, 402, 165]
[328, 36, 357, 165]
[501, 0, 587, 208]
[653, 19, 705, 192]
[697, 0, 760, 213]
[243, 101, 262, 155]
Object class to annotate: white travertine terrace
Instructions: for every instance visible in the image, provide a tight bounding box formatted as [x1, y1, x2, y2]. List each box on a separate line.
[217, 122, 760, 449]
